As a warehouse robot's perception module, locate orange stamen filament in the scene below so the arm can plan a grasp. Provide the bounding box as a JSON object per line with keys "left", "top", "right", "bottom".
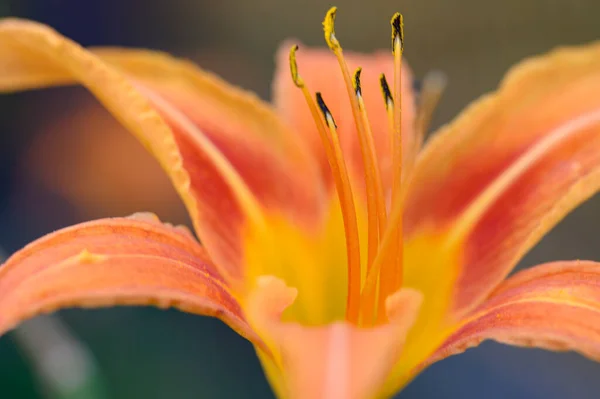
{"left": 370, "top": 13, "right": 405, "bottom": 320}
{"left": 289, "top": 45, "right": 361, "bottom": 322}
{"left": 354, "top": 68, "right": 388, "bottom": 240}
{"left": 324, "top": 7, "right": 387, "bottom": 270}
{"left": 391, "top": 12, "right": 405, "bottom": 201}
{"left": 361, "top": 181, "right": 410, "bottom": 305}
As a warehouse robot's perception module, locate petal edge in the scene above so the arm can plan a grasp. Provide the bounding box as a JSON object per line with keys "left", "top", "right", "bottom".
{"left": 427, "top": 261, "right": 600, "bottom": 367}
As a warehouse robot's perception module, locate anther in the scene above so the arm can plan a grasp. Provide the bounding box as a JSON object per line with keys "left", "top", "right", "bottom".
{"left": 380, "top": 72, "right": 396, "bottom": 192}
{"left": 379, "top": 73, "right": 394, "bottom": 110}
{"left": 391, "top": 12, "right": 404, "bottom": 54}
{"left": 323, "top": 7, "right": 340, "bottom": 50}
{"left": 353, "top": 67, "right": 363, "bottom": 97}
{"left": 316, "top": 92, "right": 337, "bottom": 128}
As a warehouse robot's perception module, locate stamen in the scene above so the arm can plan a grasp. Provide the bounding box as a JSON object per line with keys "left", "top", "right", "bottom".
{"left": 353, "top": 68, "right": 388, "bottom": 242}
{"left": 289, "top": 45, "right": 362, "bottom": 322}
{"left": 379, "top": 73, "right": 394, "bottom": 110}
{"left": 323, "top": 7, "right": 387, "bottom": 268}
{"left": 364, "top": 13, "right": 406, "bottom": 323}
{"left": 361, "top": 181, "right": 410, "bottom": 306}
{"left": 380, "top": 73, "right": 396, "bottom": 172}
{"left": 365, "top": 74, "right": 445, "bottom": 324}
{"left": 390, "top": 11, "right": 404, "bottom": 198}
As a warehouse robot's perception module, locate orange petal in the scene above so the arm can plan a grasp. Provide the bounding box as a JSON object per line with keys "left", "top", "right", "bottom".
{"left": 273, "top": 42, "right": 416, "bottom": 195}
{"left": 427, "top": 260, "right": 600, "bottom": 368}
{"left": 0, "top": 213, "right": 263, "bottom": 350}
{"left": 404, "top": 41, "right": 600, "bottom": 317}
{"left": 0, "top": 19, "right": 325, "bottom": 284}
{"left": 247, "top": 276, "right": 423, "bottom": 399}
{"left": 93, "top": 47, "right": 325, "bottom": 222}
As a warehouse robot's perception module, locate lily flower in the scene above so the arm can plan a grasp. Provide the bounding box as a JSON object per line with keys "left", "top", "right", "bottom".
{"left": 2, "top": 6, "right": 600, "bottom": 398}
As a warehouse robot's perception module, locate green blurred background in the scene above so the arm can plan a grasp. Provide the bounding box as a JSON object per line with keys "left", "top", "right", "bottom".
{"left": 1, "top": 0, "right": 600, "bottom": 398}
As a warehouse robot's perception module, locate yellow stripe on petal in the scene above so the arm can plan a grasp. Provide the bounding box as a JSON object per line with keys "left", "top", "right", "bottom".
{"left": 427, "top": 261, "right": 600, "bottom": 366}
{"left": 377, "top": 231, "right": 463, "bottom": 395}
{"left": 404, "top": 41, "right": 600, "bottom": 320}
{"left": 370, "top": 42, "right": 600, "bottom": 394}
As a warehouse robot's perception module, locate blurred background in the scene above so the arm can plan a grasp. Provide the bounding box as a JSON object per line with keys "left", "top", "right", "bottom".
{"left": 1, "top": 0, "right": 600, "bottom": 398}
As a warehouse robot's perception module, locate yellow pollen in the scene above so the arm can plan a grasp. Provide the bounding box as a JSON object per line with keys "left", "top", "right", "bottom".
{"left": 391, "top": 12, "right": 404, "bottom": 55}
{"left": 323, "top": 7, "right": 340, "bottom": 51}
{"left": 289, "top": 45, "right": 362, "bottom": 323}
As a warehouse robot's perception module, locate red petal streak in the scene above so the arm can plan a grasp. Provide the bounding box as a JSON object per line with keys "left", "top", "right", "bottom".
{"left": 0, "top": 215, "right": 263, "bottom": 349}
{"left": 404, "top": 42, "right": 600, "bottom": 316}
{"left": 95, "top": 47, "right": 327, "bottom": 231}
{"left": 138, "top": 89, "right": 325, "bottom": 282}
{"left": 428, "top": 261, "right": 600, "bottom": 367}
{"left": 273, "top": 42, "right": 416, "bottom": 196}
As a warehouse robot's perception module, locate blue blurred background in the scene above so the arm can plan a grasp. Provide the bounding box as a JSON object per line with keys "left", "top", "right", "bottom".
{"left": 1, "top": 0, "right": 600, "bottom": 398}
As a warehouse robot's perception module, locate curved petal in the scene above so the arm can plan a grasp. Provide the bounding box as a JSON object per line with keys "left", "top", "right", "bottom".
{"left": 0, "top": 19, "right": 325, "bottom": 284}
{"left": 0, "top": 214, "right": 263, "bottom": 350}
{"left": 427, "top": 261, "right": 600, "bottom": 367}
{"left": 404, "top": 41, "right": 600, "bottom": 318}
{"left": 247, "top": 276, "right": 423, "bottom": 399}
{"left": 273, "top": 42, "right": 416, "bottom": 195}
{"left": 93, "top": 47, "right": 325, "bottom": 226}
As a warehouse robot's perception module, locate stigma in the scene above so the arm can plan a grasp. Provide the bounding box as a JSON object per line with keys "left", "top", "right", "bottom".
{"left": 290, "top": 7, "right": 408, "bottom": 326}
